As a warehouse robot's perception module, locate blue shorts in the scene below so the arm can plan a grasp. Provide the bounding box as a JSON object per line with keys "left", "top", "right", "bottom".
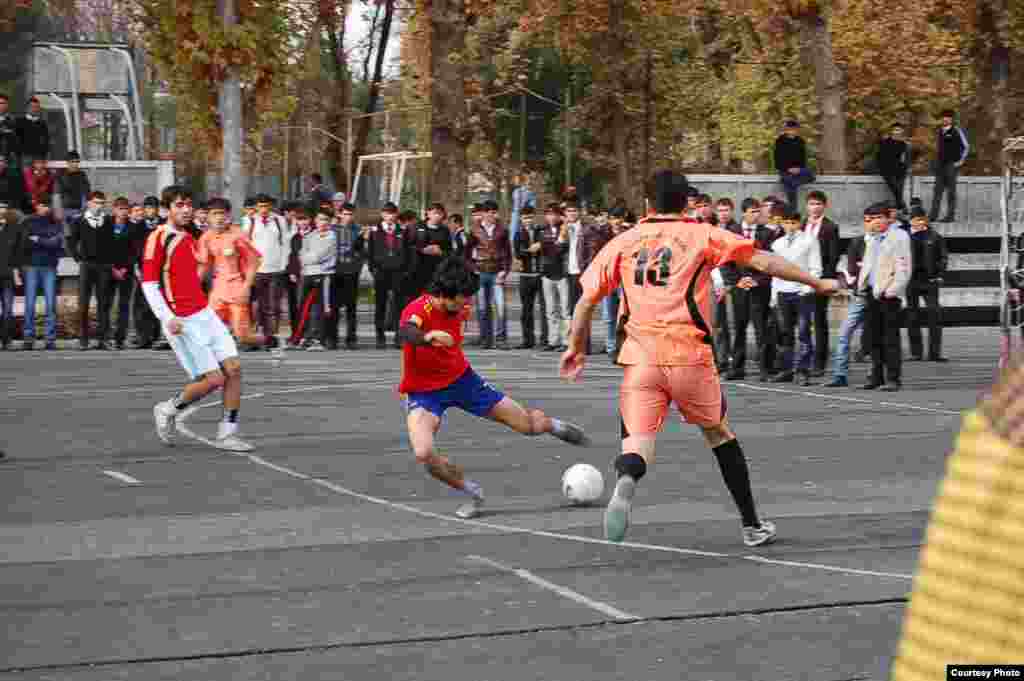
{"left": 405, "top": 368, "right": 505, "bottom": 419}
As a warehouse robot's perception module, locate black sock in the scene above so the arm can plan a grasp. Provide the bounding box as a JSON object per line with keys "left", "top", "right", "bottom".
{"left": 172, "top": 393, "right": 196, "bottom": 410}
{"left": 224, "top": 409, "right": 239, "bottom": 424}
{"left": 713, "top": 439, "right": 758, "bottom": 527}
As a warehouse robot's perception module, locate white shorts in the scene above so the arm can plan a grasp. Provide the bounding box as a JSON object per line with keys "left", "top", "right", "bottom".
{"left": 166, "top": 307, "right": 239, "bottom": 380}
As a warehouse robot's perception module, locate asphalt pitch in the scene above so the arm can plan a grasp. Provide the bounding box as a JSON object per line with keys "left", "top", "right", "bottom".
{"left": 0, "top": 328, "right": 999, "bottom": 681}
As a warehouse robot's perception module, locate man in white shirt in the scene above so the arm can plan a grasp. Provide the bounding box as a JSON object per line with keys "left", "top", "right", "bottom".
{"left": 770, "top": 206, "right": 822, "bottom": 386}
{"left": 246, "top": 193, "right": 293, "bottom": 348}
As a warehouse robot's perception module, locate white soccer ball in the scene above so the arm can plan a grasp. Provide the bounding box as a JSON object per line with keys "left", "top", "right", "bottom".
{"left": 561, "top": 463, "right": 605, "bottom": 505}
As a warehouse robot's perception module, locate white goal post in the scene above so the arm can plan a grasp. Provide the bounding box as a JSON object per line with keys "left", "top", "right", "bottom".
{"left": 350, "top": 150, "right": 433, "bottom": 210}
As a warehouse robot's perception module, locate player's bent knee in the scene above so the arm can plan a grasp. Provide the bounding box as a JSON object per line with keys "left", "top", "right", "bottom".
{"left": 701, "top": 422, "right": 734, "bottom": 448}
{"left": 526, "top": 409, "right": 547, "bottom": 436}
{"left": 221, "top": 360, "right": 241, "bottom": 379}
{"left": 205, "top": 371, "right": 227, "bottom": 389}
{"left": 614, "top": 453, "right": 647, "bottom": 481}
{"left": 414, "top": 449, "right": 434, "bottom": 465}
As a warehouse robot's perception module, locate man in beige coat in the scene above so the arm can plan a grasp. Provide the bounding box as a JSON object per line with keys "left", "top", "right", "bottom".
{"left": 857, "top": 202, "right": 912, "bottom": 391}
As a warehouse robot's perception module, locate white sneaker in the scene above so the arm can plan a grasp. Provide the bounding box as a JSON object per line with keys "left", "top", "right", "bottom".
{"left": 154, "top": 400, "right": 176, "bottom": 446}
{"left": 742, "top": 520, "right": 778, "bottom": 547}
{"left": 604, "top": 476, "right": 635, "bottom": 542}
{"left": 455, "top": 481, "right": 484, "bottom": 519}
{"left": 214, "top": 422, "right": 254, "bottom": 452}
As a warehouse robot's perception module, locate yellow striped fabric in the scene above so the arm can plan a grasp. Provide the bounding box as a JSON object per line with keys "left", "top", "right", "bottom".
{"left": 892, "top": 363, "right": 1024, "bottom": 679}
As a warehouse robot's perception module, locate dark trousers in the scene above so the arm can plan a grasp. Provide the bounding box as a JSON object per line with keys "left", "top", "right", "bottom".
{"left": 285, "top": 275, "right": 299, "bottom": 330}
{"left": 0, "top": 278, "right": 13, "bottom": 346}
{"left": 567, "top": 273, "right": 591, "bottom": 354}
{"left": 713, "top": 294, "right": 732, "bottom": 370}
{"left": 330, "top": 272, "right": 360, "bottom": 345}
{"left": 519, "top": 274, "right": 548, "bottom": 347}
{"left": 865, "top": 293, "right": 903, "bottom": 383}
{"left": 103, "top": 273, "right": 134, "bottom": 344}
{"left": 930, "top": 163, "right": 959, "bottom": 220}
{"left": 780, "top": 167, "right": 816, "bottom": 208}
{"left": 812, "top": 294, "right": 831, "bottom": 372}
{"left": 776, "top": 291, "right": 815, "bottom": 373}
{"left": 294, "top": 274, "right": 331, "bottom": 344}
{"left": 882, "top": 173, "right": 907, "bottom": 210}
{"left": 373, "top": 270, "right": 405, "bottom": 339}
{"left": 132, "top": 275, "right": 159, "bottom": 346}
{"left": 78, "top": 263, "right": 112, "bottom": 343}
{"left": 731, "top": 285, "right": 771, "bottom": 374}
{"left": 906, "top": 282, "right": 942, "bottom": 359}
{"left": 252, "top": 272, "right": 285, "bottom": 337}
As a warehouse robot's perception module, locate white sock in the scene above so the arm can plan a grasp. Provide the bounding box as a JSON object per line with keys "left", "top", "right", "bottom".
{"left": 217, "top": 420, "right": 238, "bottom": 438}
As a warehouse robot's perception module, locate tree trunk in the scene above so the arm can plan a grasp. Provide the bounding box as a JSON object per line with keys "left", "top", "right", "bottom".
{"left": 973, "top": 0, "right": 1011, "bottom": 174}
{"left": 797, "top": 14, "right": 848, "bottom": 172}
{"left": 219, "top": 0, "right": 245, "bottom": 218}
{"left": 429, "top": 0, "right": 467, "bottom": 215}
{"left": 325, "top": 2, "right": 351, "bottom": 191}
{"left": 349, "top": 0, "right": 395, "bottom": 182}
{"left": 609, "top": 0, "right": 631, "bottom": 204}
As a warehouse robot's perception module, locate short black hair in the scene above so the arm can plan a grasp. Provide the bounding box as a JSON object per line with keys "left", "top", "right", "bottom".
{"left": 696, "top": 193, "right": 712, "bottom": 205}
{"left": 648, "top": 170, "right": 689, "bottom": 214}
{"left": 381, "top": 202, "right": 399, "bottom": 213}
{"left": 471, "top": 203, "right": 484, "bottom": 213}
{"left": 779, "top": 207, "right": 801, "bottom": 222}
{"left": 0, "top": 93, "right": 7, "bottom": 102}
{"left": 716, "top": 197, "right": 734, "bottom": 208}
{"left": 66, "top": 150, "right": 80, "bottom": 161}
{"left": 340, "top": 202, "right": 355, "bottom": 212}
{"left": 143, "top": 196, "right": 159, "bottom": 208}
{"left": 429, "top": 257, "right": 480, "bottom": 299}
{"left": 740, "top": 198, "right": 761, "bottom": 213}
{"left": 449, "top": 214, "right": 463, "bottom": 225}
{"left": 520, "top": 205, "right": 535, "bottom": 216}
{"left": 255, "top": 193, "right": 274, "bottom": 205}
{"left": 311, "top": 173, "right": 323, "bottom": 184}
{"left": 940, "top": 109, "right": 955, "bottom": 118}
{"left": 910, "top": 207, "right": 928, "bottom": 220}
{"left": 87, "top": 190, "right": 106, "bottom": 201}
{"left": 244, "top": 196, "right": 258, "bottom": 208}
{"left": 428, "top": 202, "right": 446, "bottom": 215}
{"left": 545, "top": 202, "right": 562, "bottom": 215}
{"left": 769, "top": 201, "right": 789, "bottom": 218}
{"left": 398, "top": 210, "right": 418, "bottom": 222}
{"left": 806, "top": 190, "right": 828, "bottom": 204}
{"left": 609, "top": 206, "right": 627, "bottom": 219}
{"left": 483, "top": 199, "right": 499, "bottom": 212}
{"left": 207, "top": 197, "right": 231, "bottom": 212}
{"left": 864, "top": 202, "right": 888, "bottom": 216}
{"left": 160, "top": 185, "right": 193, "bottom": 209}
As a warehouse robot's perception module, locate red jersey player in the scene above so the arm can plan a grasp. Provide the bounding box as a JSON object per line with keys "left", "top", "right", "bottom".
{"left": 560, "top": 171, "right": 841, "bottom": 546}
{"left": 143, "top": 186, "right": 254, "bottom": 452}
{"left": 398, "top": 257, "right": 589, "bottom": 519}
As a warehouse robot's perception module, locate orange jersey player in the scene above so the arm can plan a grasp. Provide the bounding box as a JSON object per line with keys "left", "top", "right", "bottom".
{"left": 196, "top": 197, "right": 266, "bottom": 349}
{"left": 559, "top": 170, "right": 841, "bottom": 546}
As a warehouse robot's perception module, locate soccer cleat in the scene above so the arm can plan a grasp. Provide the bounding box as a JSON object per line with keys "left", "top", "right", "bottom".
{"left": 153, "top": 400, "right": 177, "bottom": 446}
{"left": 742, "top": 520, "right": 778, "bottom": 547}
{"left": 455, "top": 481, "right": 484, "bottom": 519}
{"left": 604, "top": 476, "right": 636, "bottom": 542}
{"left": 551, "top": 420, "right": 590, "bottom": 447}
{"left": 214, "top": 422, "right": 255, "bottom": 452}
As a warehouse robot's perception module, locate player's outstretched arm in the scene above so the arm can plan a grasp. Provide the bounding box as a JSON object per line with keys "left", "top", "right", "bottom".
{"left": 561, "top": 297, "right": 598, "bottom": 381}
{"left": 745, "top": 250, "right": 841, "bottom": 296}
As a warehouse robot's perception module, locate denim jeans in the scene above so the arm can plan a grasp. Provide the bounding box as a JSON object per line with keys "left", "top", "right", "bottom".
{"left": 0, "top": 279, "right": 14, "bottom": 345}
{"left": 780, "top": 167, "right": 816, "bottom": 207}
{"left": 602, "top": 288, "right": 620, "bottom": 354}
{"left": 776, "top": 291, "right": 815, "bottom": 372}
{"left": 24, "top": 265, "right": 58, "bottom": 341}
{"left": 831, "top": 295, "right": 867, "bottom": 379}
{"left": 542, "top": 276, "right": 570, "bottom": 346}
{"left": 476, "top": 272, "right": 507, "bottom": 343}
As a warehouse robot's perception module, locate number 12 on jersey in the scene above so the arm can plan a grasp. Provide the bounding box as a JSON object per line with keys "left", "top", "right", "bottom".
{"left": 634, "top": 246, "right": 673, "bottom": 287}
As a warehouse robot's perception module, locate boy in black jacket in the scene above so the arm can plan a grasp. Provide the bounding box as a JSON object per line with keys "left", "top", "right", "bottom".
{"left": 513, "top": 206, "right": 548, "bottom": 349}
{"left": 774, "top": 120, "right": 815, "bottom": 208}
{"left": 57, "top": 151, "right": 91, "bottom": 223}
{"left": 409, "top": 203, "right": 453, "bottom": 299}
{"left": 105, "top": 197, "right": 140, "bottom": 349}
{"left": 367, "top": 202, "right": 412, "bottom": 349}
{"left": 0, "top": 204, "right": 24, "bottom": 349}
{"left": 66, "top": 190, "right": 114, "bottom": 350}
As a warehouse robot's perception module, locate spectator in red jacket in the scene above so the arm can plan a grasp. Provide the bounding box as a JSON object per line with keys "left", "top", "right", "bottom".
{"left": 23, "top": 158, "right": 54, "bottom": 209}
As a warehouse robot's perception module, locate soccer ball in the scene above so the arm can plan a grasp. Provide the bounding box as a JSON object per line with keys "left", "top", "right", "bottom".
{"left": 562, "top": 463, "right": 605, "bottom": 505}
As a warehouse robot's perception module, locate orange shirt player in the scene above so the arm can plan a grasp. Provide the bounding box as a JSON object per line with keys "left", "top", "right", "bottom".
{"left": 398, "top": 257, "right": 590, "bottom": 519}
{"left": 196, "top": 197, "right": 266, "bottom": 349}
{"left": 559, "top": 170, "right": 842, "bottom": 546}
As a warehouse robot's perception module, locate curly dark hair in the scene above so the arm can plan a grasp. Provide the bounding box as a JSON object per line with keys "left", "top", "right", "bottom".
{"left": 428, "top": 257, "right": 480, "bottom": 299}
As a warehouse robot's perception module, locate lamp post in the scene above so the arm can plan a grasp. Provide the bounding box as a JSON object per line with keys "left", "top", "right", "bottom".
{"left": 518, "top": 73, "right": 528, "bottom": 167}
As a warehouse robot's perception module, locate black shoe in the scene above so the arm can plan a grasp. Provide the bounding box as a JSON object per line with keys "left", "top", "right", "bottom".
{"left": 516, "top": 342, "right": 535, "bottom": 350}
{"left": 908, "top": 355, "right": 923, "bottom": 362}
{"left": 542, "top": 344, "right": 559, "bottom": 352}
{"left": 496, "top": 341, "right": 510, "bottom": 350}
{"left": 824, "top": 377, "right": 848, "bottom": 388}
{"left": 115, "top": 342, "right": 125, "bottom": 351}
{"left": 375, "top": 340, "right": 386, "bottom": 350}
{"left": 557, "top": 344, "right": 568, "bottom": 352}
{"left": 134, "top": 340, "right": 153, "bottom": 349}
{"left": 853, "top": 351, "right": 867, "bottom": 363}
{"left": 811, "top": 368, "right": 826, "bottom": 378}
{"left": 861, "top": 381, "right": 883, "bottom": 390}
{"left": 937, "top": 216, "right": 955, "bottom": 223}
{"left": 798, "top": 372, "right": 813, "bottom": 387}
{"left": 78, "top": 341, "right": 89, "bottom": 351}
{"left": 758, "top": 373, "right": 772, "bottom": 383}
{"left": 928, "top": 356, "right": 949, "bottom": 363}
{"left": 95, "top": 342, "right": 110, "bottom": 351}
{"left": 346, "top": 341, "right": 358, "bottom": 350}
{"left": 771, "top": 371, "right": 794, "bottom": 383}
{"left": 881, "top": 381, "right": 902, "bottom": 392}
{"left": 45, "top": 341, "right": 57, "bottom": 351}
{"left": 724, "top": 370, "right": 746, "bottom": 381}
{"left": 22, "top": 340, "right": 34, "bottom": 351}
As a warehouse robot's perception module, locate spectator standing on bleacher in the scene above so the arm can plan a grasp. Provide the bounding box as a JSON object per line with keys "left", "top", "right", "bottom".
{"left": 906, "top": 208, "right": 948, "bottom": 362}
{"left": 56, "top": 151, "right": 90, "bottom": 225}
{"left": 0, "top": 205, "right": 24, "bottom": 350}
{"left": 929, "top": 109, "right": 970, "bottom": 223}
{"left": 23, "top": 158, "right": 54, "bottom": 209}
{"left": 21, "top": 196, "right": 62, "bottom": 351}
{"left": 16, "top": 97, "right": 49, "bottom": 163}
{"left": 105, "top": 197, "right": 139, "bottom": 350}
{"left": 0, "top": 157, "right": 28, "bottom": 214}
{"left": 331, "top": 202, "right": 364, "bottom": 349}
{"left": 0, "top": 95, "right": 18, "bottom": 164}
{"left": 307, "top": 174, "right": 332, "bottom": 215}
{"left": 774, "top": 120, "right": 815, "bottom": 208}
{"left": 877, "top": 124, "right": 909, "bottom": 211}
{"left": 67, "top": 191, "right": 115, "bottom": 350}
{"left": 131, "top": 201, "right": 161, "bottom": 348}
{"left": 513, "top": 206, "right": 548, "bottom": 350}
